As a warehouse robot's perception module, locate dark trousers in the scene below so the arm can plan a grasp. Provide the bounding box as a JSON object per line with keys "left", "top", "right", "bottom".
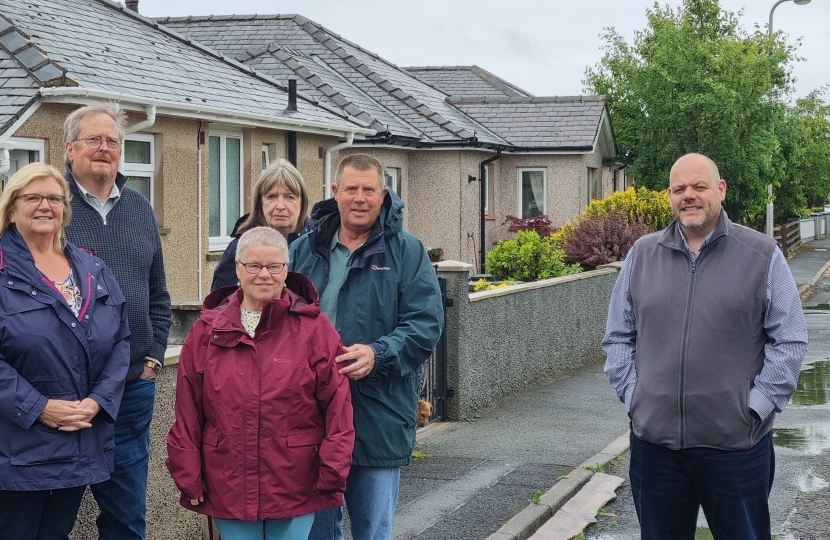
{"left": 0, "top": 486, "right": 86, "bottom": 540}
{"left": 630, "top": 431, "right": 774, "bottom": 540}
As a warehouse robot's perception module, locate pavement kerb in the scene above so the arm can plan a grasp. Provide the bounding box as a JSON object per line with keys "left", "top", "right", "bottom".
{"left": 484, "top": 431, "right": 630, "bottom": 540}
{"left": 798, "top": 257, "right": 830, "bottom": 300}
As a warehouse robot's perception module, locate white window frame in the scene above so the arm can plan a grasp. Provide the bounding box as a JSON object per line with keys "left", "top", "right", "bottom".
{"left": 517, "top": 168, "right": 547, "bottom": 218}
{"left": 208, "top": 129, "right": 244, "bottom": 251}
{"left": 120, "top": 133, "right": 155, "bottom": 205}
{"left": 384, "top": 167, "right": 399, "bottom": 195}
{"left": 4, "top": 137, "right": 45, "bottom": 185}
{"left": 262, "top": 143, "right": 270, "bottom": 170}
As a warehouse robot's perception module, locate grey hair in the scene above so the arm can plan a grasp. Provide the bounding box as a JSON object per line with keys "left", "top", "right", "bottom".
{"left": 64, "top": 103, "right": 127, "bottom": 157}
{"left": 335, "top": 153, "right": 384, "bottom": 188}
{"left": 241, "top": 158, "right": 309, "bottom": 232}
{"left": 236, "top": 226, "right": 289, "bottom": 263}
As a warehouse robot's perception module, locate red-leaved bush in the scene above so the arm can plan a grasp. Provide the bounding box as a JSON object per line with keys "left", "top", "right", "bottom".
{"left": 502, "top": 214, "right": 556, "bottom": 237}
{"left": 562, "top": 210, "right": 653, "bottom": 269}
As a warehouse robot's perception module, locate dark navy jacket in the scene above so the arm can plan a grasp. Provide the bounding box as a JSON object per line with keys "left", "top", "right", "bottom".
{"left": 0, "top": 227, "right": 130, "bottom": 490}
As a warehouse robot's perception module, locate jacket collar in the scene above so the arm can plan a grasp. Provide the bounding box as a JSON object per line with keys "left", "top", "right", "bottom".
{"left": 658, "top": 208, "right": 732, "bottom": 252}
{"left": 203, "top": 272, "right": 322, "bottom": 332}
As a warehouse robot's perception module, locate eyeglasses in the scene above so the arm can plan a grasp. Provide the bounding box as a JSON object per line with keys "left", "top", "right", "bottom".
{"left": 238, "top": 262, "right": 288, "bottom": 275}
{"left": 76, "top": 136, "right": 121, "bottom": 150}
{"left": 17, "top": 194, "right": 66, "bottom": 207}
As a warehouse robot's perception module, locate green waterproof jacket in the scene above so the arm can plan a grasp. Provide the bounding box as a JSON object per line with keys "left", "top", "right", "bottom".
{"left": 289, "top": 190, "right": 443, "bottom": 467}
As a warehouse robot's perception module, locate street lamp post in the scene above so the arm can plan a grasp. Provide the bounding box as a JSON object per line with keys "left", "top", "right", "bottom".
{"left": 766, "top": 0, "right": 811, "bottom": 238}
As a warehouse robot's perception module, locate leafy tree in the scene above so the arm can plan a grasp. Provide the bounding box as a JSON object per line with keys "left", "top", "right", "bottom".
{"left": 584, "top": 0, "right": 798, "bottom": 227}
{"left": 776, "top": 92, "right": 830, "bottom": 219}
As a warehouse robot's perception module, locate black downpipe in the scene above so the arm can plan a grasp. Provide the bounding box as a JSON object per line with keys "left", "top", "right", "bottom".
{"left": 287, "top": 79, "right": 298, "bottom": 166}
{"left": 479, "top": 150, "right": 501, "bottom": 273}
{"left": 287, "top": 133, "right": 297, "bottom": 166}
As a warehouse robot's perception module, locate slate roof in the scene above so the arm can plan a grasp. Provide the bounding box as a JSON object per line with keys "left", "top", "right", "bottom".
{"left": 0, "top": 37, "right": 39, "bottom": 135}
{"left": 448, "top": 95, "right": 607, "bottom": 149}
{"left": 404, "top": 65, "right": 533, "bottom": 99}
{"left": 0, "top": 0, "right": 368, "bottom": 138}
{"left": 156, "top": 15, "right": 507, "bottom": 146}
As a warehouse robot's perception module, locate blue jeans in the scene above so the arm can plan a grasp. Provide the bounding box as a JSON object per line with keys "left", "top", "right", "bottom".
{"left": 91, "top": 378, "right": 156, "bottom": 540}
{"left": 630, "top": 430, "right": 774, "bottom": 540}
{"left": 308, "top": 466, "right": 400, "bottom": 540}
{"left": 214, "top": 513, "right": 314, "bottom": 540}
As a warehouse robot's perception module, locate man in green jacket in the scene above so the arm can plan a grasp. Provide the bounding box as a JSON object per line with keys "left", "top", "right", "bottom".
{"left": 290, "top": 153, "right": 443, "bottom": 540}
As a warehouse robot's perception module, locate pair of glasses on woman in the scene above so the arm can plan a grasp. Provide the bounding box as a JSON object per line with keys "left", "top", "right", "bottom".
{"left": 17, "top": 194, "right": 66, "bottom": 207}
{"left": 238, "top": 262, "right": 288, "bottom": 275}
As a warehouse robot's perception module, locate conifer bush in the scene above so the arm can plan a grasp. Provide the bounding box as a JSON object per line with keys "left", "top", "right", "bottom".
{"left": 554, "top": 187, "right": 672, "bottom": 268}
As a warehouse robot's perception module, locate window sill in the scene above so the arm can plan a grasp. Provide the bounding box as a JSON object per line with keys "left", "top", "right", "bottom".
{"left": 485, "top": 215, "right": 497, "bottom": 221}
{"left": 159, "top": 227, "right": 171, "bottom": 235}
{"left": 206, "top": 252, "right": 224, "bottom": 262}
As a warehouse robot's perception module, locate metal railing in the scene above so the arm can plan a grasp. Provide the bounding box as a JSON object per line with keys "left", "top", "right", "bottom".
{"left": 421, "top": 276, "right": 452, "bottom": 424}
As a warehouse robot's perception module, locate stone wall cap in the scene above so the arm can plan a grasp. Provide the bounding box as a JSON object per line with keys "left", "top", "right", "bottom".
{"left": 435, "top": 260, "right": 475, "bottom": 272}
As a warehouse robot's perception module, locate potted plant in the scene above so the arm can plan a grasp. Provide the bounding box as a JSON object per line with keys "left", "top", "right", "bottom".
{"left": 427, "top": 247, "right": 444, "bottom": 263}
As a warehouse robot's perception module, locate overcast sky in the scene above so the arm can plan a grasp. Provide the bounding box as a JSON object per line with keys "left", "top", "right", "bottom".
{"left": 137, "top": 0, "right": 829, "bottom": 102}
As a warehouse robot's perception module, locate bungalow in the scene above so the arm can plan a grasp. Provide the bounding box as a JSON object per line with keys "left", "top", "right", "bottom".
{"left": 156, "top": 15, "right": 621, "bottom": 269}
{"left": 0, "top": 0, "right": 373, "bottom": 302}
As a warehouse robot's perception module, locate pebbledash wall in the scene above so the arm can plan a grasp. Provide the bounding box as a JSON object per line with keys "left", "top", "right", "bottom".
{"left": 70, "top": 261, "right": 621, "bottom": 539}
{"left": 436, "top": 261, "right": 620, "bottom": 420}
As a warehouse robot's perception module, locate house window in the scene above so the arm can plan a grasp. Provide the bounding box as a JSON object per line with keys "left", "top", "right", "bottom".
{"left": 208, "top": 130, "right": 243, "bottom": 250}
{"left": 587, "top": 167, "right": 600, "bottom": 204}
{"left": 483, "top": 163, "right": 494, "bottom": 216}
{"left": 262, "top": 144, "right": 270, "bottom": 170}
{"left": 3, "top": 137, "right": 45, "bottom": 186}
{"left": 385, "top": 168, "right": 400, "bottom": 196}
{"left": 517, "top": 168, "right": 546, "bottom": 218}
{"left": 122, "top": 133, "right": 154, "bottom": 203}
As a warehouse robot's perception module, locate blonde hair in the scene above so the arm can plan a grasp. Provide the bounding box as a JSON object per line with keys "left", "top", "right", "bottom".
{"left": 0, "top": 163, "right": 72, "bottom": 252}
{"left": 241, "top": 159, "right": 308, "bottom": 234}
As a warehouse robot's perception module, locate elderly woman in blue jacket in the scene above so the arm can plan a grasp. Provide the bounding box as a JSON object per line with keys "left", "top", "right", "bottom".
{"left": 0, "top": 163, "right": 130, "bottom": 540}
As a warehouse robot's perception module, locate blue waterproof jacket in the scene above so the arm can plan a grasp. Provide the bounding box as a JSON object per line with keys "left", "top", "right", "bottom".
{"left": 0, "top": 227, "right": 130, "bottom": 490}
{"left": 289, "top": 191, "right": 443, "bottom": 467}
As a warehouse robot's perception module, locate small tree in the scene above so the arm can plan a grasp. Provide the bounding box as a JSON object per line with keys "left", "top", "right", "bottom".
{"left": 502, "top": 214, "right": 556, "bottom": 237}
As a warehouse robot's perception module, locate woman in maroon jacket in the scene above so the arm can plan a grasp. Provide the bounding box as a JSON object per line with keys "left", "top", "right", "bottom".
{"left": 167, "top": 227, "right": 353, "bottom": 540}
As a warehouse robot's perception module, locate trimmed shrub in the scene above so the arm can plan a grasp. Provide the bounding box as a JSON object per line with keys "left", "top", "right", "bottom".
{"left": 485, "top": 230, "right": 582, "bottom": 282}
{"left": 553, "top": 187, "right": 671, "bottom": 268}
{"left": 562, "top": 210, "right": 654, "bottom": 269}
{"left": 553, "top": 187, "right": 672, "bottom": 244}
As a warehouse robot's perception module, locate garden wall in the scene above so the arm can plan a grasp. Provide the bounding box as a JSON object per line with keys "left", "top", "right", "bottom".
{"left": 436, "top": 261, "right": 620, "bottom": 420}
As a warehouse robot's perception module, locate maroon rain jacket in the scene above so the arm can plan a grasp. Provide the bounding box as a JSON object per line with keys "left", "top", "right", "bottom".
{"left": 166, "top": 273, "right": 354, "bottom": 521}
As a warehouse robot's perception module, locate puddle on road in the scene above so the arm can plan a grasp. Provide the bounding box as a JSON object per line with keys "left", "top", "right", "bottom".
{"left": 797, "top": 472, "right": 829, "bottom": 492}
{"left": 790, "top": 360, "right": 830, "bottom": 406}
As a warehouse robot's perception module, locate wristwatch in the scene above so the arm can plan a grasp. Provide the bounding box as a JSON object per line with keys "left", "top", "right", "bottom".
{"left": 143, "top": 360, "right": 160, "bottom": 375}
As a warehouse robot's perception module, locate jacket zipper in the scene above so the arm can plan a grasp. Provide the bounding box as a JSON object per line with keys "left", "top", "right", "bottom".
{"left": 678, "top": 257, "right": 697, "bottom": 448}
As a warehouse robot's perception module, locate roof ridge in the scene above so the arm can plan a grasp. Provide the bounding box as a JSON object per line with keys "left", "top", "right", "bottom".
{"left": 469, "top": 65, "right": 533, "bottom": 98}
{"left": 154, "top": 14, "right": 297, "bottom": 23}
{"left": 447, "top": 95, "right": 606, "bottom": 104}
{"left": 252, "top": 45, "right": 382, "bottom": 131}
{"left": 86, "top": 1, "right": 365, "bottom": 127}
{"left": 294, "top": 19, "right": 479, "bottom": 140}
{"left": 0, "top": 12, "right": 71, "bottom": 86}
{"left": 404, "top": 65, "right": 474, "bottom": 71}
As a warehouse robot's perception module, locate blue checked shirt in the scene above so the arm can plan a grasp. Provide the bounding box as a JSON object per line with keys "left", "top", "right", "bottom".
{"left": 603, "top": 226, "right": 808, "bottom": 421}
